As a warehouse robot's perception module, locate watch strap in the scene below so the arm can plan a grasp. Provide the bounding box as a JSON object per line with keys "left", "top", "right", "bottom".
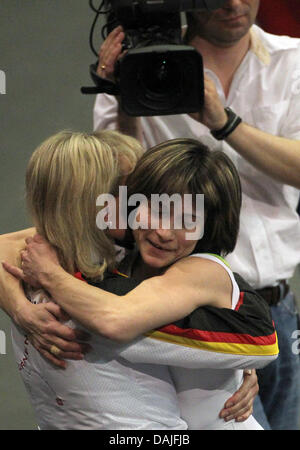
{"left": 211, "top": 107, "right": 242, "bottom": 140}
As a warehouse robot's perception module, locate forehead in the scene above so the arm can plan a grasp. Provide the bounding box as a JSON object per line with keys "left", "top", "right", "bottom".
{"left": 147, "top": 194, "right": 204, "bottom": 217}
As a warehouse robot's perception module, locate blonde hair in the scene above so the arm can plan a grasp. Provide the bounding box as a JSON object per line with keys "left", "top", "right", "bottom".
{"left": 26, "top": 130, "right": 143, "bottom": 280}
{"left": 93, "top": 130, "right": 144, "bottom": 181}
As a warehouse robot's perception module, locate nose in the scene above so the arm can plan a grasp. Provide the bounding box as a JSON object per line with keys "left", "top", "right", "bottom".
{"left": 222, "top": 0, "right": 243, "bottom": 9}
{"left": 154, "top": 227, "right": 175, "bottom": 242}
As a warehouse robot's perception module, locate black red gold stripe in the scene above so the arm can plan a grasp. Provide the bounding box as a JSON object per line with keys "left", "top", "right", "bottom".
{"left": 145, "top": 327, "right": 278, "bottom": 356}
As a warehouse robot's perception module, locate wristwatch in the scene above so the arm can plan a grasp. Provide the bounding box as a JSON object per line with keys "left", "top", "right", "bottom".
{"left": 211, "top": 107, "right": 242, "bottom": 141}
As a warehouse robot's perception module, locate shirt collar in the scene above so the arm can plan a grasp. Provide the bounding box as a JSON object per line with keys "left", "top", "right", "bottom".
{"left": 250, "top": 26, "right": 271, "bottom": 65}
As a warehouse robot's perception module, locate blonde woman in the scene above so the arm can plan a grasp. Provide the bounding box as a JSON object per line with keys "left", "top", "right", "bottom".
{"left": 0, "top": 129, "right": 143, "bottom": 366}
{"left": 4, "top": 137, "right": 278, "bottom": 429}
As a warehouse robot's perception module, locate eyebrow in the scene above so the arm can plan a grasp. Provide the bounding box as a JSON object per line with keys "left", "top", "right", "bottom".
{"left": 153, "top": 204, "right": 200, "bottom": 219}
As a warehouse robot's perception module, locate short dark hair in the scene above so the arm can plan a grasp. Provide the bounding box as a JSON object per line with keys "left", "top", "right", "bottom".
{"left": 127, "top": 138, "right": 241, "bottom": 256}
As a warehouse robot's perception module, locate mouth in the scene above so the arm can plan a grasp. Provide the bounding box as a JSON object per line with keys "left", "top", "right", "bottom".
{"left": 147, "top": 239, "right": 173, "bottom": 252}
{"left": 222, "top": 14, "right": 246, "bottom": 22}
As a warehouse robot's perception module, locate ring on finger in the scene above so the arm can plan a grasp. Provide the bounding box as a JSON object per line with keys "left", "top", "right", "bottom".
{"left": 101, "top": 64, "right": 106, "bottom": 70}
{"left": 50, "top": 345, "right": 61, "bottom": 357}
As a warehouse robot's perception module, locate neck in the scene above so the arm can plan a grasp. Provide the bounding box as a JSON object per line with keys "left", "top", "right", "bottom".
{"left": 190, "top": 33, "right": 251, "bottom": 96}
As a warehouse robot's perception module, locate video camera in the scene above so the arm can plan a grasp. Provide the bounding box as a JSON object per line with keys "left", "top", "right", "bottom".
{"left": 82, "top": 0, "right": 226, "bottom": 116}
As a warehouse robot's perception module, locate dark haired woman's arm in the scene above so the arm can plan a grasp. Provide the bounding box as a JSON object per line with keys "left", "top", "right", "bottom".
{"left": 5, "top": 235, "right": 234, "bottom": 341}
{"left": 4, "top": 235, "right": 275, "bottom": 348}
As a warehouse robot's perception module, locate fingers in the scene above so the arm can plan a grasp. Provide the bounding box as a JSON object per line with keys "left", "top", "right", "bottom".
{"left": 201, "top": 74, "right": 228, "bottom": 130}
{"left": 235, "top": 404, "right": 254, "bottom": 422}
{"left": 19, "top": 251, "right": 39, "bottom": 285}
{"left": 48, "top": 342, "right": 91, "bottom": 361}
{"left": 25, "top": 302, "right": 91, "bottom": 346}
{"left": 49, "top": 344, "right": 62, "bottom": 356}
{"left": 36, "top": 347, "right": 67, "bottom": 369}
{"left": 2, "top": 261, "right": 25, "bottom": 281}
{"left": 28, "top": 335, "right": 67, "bottom": 368}
{"left": 2, "top": 260, "right": 39, "bottom": 288}
{"left": 47, "top": 332, "right": 92, "bottom": 354}
{"left": 26, "top": 302, "right": 92, "bottom": 355}
{"left": 25, "top": 234, "right": 51, "bottom": 249}
{"left": 32, "top": 234, "right": 46, "bottom": 243}
{"left": 20, "top": 249, "right": 29, "bottom": 263}
{"left": 220, "top": 396, "right": 253, "bottom": 422}
{"left": 225, "top": 378, "right": 258, "bottom": 411}
{"left": 219, "top": 369, "right": 258, "bottom": 422}
{"left": 98, "top": 25, "right": 125, "bottom": 80}
{"left": 41, "top": 323, "right": 92, "bottom": 353}
{"left": 22, "top": 237, "right": 60, "bottom": 271}
{"left": 100, "top": 25, "right": 124, "bottom": 59}
{"left": 44, "top": 302, "right": 71, "bottom": 322}
{"left": 31, "top": 339, "right": 78, "bottom": 369}
{"left": 28, "top": 333, "right": 91, "bottom": 366}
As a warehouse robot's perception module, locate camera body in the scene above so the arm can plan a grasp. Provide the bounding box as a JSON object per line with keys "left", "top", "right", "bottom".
{"left": 119, "top": 45, "right": 204, "bottom": 116}
{"left": 88, "top": 0, "right": 226, "bottom": 116}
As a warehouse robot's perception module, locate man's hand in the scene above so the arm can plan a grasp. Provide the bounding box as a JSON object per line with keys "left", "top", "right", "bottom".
{"left": 97, "top": 25, "right": 125, "bottom": 81}
{"left": 96, "top": 25, "right": 143, "bottom": 142}
{"left": 190, "top": 74, "right": 227, "bottom": 130}
{"left": 219, "top": 369, "right": 259, "bottom": 422}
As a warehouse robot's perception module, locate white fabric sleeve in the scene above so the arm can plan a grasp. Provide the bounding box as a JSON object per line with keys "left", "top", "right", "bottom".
{"left": 118, "top": 332, "right": 278, "bottom": 370}
{"left": 93, "top": 93, "right": 119, "bottom": 132}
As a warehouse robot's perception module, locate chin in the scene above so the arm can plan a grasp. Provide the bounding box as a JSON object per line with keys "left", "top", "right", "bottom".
{"left": 144, "top": 254, "right": 167, "bottom": 269}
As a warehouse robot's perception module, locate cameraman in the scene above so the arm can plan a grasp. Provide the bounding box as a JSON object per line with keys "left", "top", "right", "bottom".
{"left": 93, "top": 0, "right": 300, "bottom": 430}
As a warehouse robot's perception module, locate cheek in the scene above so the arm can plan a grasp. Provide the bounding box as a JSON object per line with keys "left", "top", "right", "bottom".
{"left": 133, "top": 229, "right": 147, "bottom": 248}
{"left": 251, "top": 0, "right": 260, "bottom": 18}
{"left": 178, "top": 234, "right": 198, "bottom": 255}
{"left": 242, "top": 0, "right": 260, "bottom": 18}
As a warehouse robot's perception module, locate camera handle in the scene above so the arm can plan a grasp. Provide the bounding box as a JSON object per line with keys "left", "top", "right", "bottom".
{"left": 81, "top": 62, "right": 121, "bottom": 95}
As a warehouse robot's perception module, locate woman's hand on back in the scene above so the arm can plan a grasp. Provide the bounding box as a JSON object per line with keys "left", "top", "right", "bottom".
{"left": 219, "top": 369, "right": 259, "bottom": 422}
{"left": 13, "top": 300, "right": 91, "bottom": 369}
